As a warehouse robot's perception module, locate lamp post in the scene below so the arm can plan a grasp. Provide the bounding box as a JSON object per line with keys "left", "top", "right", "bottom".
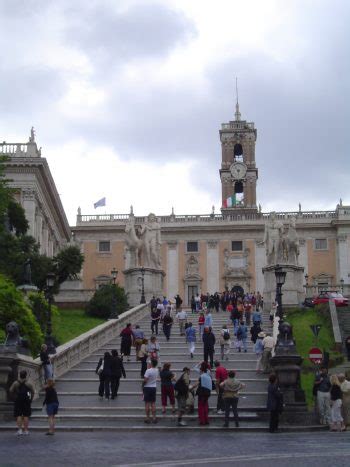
{"left": 45, "top": 272, "right": 56, "bottom": 354}
{"left": 340, "top": 278, "right": 344, "bottom": 294}
{"left": 275, "top": 265, "right": 287, "bottom": 321}
{"left": 140, "top": 267, "right": 146, "bottom": 304}
{"left": 304, "top": 273, "right": 309, "bottom": 297}
{"left": 110, "top": 268, "right": 118, "bottom": 319}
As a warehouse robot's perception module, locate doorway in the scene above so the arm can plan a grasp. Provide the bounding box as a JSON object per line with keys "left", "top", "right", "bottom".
{"left": 188, "top": 285, "right": 198, "bottom": 306}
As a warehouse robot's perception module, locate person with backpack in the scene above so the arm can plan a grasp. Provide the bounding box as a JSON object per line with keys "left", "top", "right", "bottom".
{"left": 162, "top": 311, "right": 173, "bottom": 341}
{"left": 174, "top": 367, "right": 190, "bottom": 426}
{"left": 236, "top": 321, "right": 248, "bottom": 352}
{"left": 202, "top": 327, "right": 216, "bottom": 367}
{"left": 110, "top": 349, "right": 126, "bottom": 399}
{"left": 185, "top": 322, "right": 196, "bottom": 359}
{"left": 9, "top": 370, "right": 34, "bottom": 436}
{"left": 42, "top": 378, "right": 59, "bottom": 435}
{"left": 254, "top": 332, "right": 265, "bottom": 373}
{"left": 220, "top": 325, "right": 231, "bottom": 361}
{"left": 193, "top": 361, "right": 213, "bottom": 425}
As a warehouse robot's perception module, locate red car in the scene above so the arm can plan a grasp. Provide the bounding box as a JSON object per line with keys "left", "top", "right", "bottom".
{"left": 312, "top": 291, "right": 349, "bottom": 307}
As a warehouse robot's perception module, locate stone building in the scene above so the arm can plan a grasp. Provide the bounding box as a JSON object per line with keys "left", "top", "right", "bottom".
{"left": 1, "top": 128, "right": 71, "bottom": 255}
{"left": 71, "top": 105, "right": 350, "bottom": 304}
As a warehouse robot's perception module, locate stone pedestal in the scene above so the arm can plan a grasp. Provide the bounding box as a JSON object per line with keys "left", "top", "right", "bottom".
{"left": 123, "top": 267, "right": 165, "bottom": 307}
{"left": 263, "top": 264, "right": 305, "bottom": 311}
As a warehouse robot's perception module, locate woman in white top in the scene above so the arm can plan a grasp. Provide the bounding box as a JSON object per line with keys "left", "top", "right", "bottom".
{"left": 220, "top": 325, "right": 231, "bottom": 361}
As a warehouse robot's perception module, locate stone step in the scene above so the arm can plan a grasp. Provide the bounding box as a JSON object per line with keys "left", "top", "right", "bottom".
{"left": 65, "top": 368, "right": 264, "bottom": 378}
{"left": 78, "top": 360, "right": 259, "bottom": 369}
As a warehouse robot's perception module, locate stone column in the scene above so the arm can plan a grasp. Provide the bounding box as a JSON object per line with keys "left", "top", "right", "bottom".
{"left": 337, "top": 234, "right": 349, "bottom": 283}
{"left": 21, "top": 188, "right": 36, "bottom": 237}
{"left": 255, "top": 240, "right": 265, "bottom": 294}
{"left": 206, "top": 240, "right": 219, "bottom": 293}
{"left": 298, "top": 238, "right": 308, "bottom": 275}
{"left": 167, "top": 241, "right": 178, "bottom": 299}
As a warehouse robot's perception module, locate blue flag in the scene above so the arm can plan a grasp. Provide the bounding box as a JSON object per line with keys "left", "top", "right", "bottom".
{"left": 94, "top": 197, "right": 106, "bottom": 209}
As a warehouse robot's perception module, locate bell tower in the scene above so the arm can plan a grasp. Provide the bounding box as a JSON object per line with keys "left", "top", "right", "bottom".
{"left": 219, "top": 88, "right": 258, "bottom": 214}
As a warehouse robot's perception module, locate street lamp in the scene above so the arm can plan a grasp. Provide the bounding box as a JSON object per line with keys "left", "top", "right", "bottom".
{"left": 275, "top": 265, "right": 287, "bottom": 320}
{"left": 45, "top": 272, "right": 56, "bottom": 354}
{"left": 140, "top": 267, "right": 146, "bottom": 304}
{"left": 110, "top": 268, "right": 118, "bottom": 319}
{"left": 340, "top": 278, "right": 344, "bottom": 294}
{"left": 304, "top": 273, "right": 309, "bottom": 297}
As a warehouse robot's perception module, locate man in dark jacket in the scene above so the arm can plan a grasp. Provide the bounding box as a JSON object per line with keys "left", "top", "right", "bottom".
{"left": 267, "top": 374, "right": 283, "bottom": 433}
{"left": 203, "top": 327, "right": 216, "bottom": 367}
{"left": 110, "top": 349, "right": 126, "bottom": 399}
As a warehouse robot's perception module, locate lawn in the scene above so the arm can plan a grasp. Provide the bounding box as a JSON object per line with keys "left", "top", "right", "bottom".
{"left": 53, "top": 308, "right": 105, "bottom": 345}
{"left": 287, "top": 306, "right": 344, "bottom": 408}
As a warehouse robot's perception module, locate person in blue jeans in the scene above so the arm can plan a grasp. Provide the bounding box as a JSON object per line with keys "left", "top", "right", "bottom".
{"left": 185, "top": 322, "right": 196, "bottom": 358}
{"left": 236, "top": 321, "right": 248, "bottom": 353}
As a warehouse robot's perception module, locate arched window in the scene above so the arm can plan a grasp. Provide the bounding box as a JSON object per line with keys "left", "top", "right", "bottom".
{"left": 234, "top": 181, "right": 243, "bottom": 194}
{"left": 234, "top": 181, "right": 244, "bottom": 204}
{"left": 233, "top": 143, "right": 243, "bottom": 161}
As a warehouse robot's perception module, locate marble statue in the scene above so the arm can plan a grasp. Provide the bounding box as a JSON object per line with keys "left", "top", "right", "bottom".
{"left": 283, "top": 216, "right": 299, "bottom": 265}
{"left": 77, "top": 206, "right": 81, "bottom": 216}
{"left": 125, "top": 216, "right": 143, "bottom": 268}
{"left": 29, "top": 126, "right": 35, "bottom": 143}
{"left": 140, "top": 213, "right": 161, "bottom": 269}
{"left": 262, "top": 212, "right": 284, "bottom": 265}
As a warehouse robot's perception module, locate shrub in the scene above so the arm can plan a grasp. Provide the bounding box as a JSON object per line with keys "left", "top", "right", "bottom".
{"left": 85, "top": 284, "right": 129, "bottom": 319}
{"left": 28, "top": 291, "right": 59, "bottom": 334}
{"left": 0, "top": 274, "right": 43, "bottom": 355}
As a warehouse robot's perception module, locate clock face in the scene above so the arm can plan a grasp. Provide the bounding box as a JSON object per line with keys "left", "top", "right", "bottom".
{"left": 230, "top": 162, "right": 247, "bottom": 179}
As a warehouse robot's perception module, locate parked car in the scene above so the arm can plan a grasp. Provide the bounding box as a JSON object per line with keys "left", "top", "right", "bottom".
{"left": 302, "top": 297, "right": 315, "bottom": 308}
{"left": 312, "top": 291, "right": 349, "bottom": 307}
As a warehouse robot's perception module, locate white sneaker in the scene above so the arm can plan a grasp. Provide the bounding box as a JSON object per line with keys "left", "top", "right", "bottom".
{"left": 217, "top": 410, "right": 224, "bottom": 415}
{"left": 23, "top": 430, "right": 29, "bottom": 435}
{"left": 16, "top": 429, "right": 23, "bottom": 436}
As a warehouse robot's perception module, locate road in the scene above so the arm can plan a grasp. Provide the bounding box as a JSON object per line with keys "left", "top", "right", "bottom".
{"left": 0, "top": 431, "right": 349, "bottom": 467}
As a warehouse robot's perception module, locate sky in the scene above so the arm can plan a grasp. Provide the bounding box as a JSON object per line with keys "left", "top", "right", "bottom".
{"left": 0, "top": 0, "right": 349, "bottom": 226}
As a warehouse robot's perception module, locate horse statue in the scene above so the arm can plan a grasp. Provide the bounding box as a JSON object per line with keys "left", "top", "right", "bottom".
{"left": 284, "top": 217, "right": 299, "bottom": 265}
{"left": 125, "top": 217, "right": 143, "bottom": 268}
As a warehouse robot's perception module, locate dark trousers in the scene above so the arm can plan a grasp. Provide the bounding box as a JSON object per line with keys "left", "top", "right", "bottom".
{"left": 204, "top": 348, "right": 214, "bottom": 367}
{"left": 224, "top": 397, "right": 239, "bottom": 426}
{"left": 217, "top": 388, "right": 225, "bottom": 411}
{"left": 140, "top": 357, "right": 147, "bottom": 378}
{"left": 111, "top": 375, "right": 121, "bottom": 398}
{"left": 269, "top": 410, "right": 279, "bottom": 432}
{"left": 98, "top": 376, "right": 110, "bottom": 398}
{"left": 163, "top": 324, "right": 172, "bottom": 340}
{"left": 151, "top": 319, "right": 159, "bottom": 335}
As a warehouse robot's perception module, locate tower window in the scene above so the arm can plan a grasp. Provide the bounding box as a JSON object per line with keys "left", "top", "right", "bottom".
{"left": 232, "top": 241, "right": 243, "bottom": 251}
{"left": 234, "top": 143, "right": 243, "bottom": 161}
{"left": 187, "top": 241, "right": 198, "bottom": 252}
{"left": 234, "top": 181, "right": 243, "bottom": 194}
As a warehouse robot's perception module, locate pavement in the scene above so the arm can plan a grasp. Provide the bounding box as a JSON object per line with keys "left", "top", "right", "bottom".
{"left": 0, "top": 431, "right": 349, "bottom": 467}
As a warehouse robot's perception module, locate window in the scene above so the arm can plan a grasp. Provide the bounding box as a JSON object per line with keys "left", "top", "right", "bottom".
{"left": 187, "top": 241, "right": 198, "bottom": 252}
{"left": 314, "top": 239, "right": 327, "bottom": 250}
{"left": 231, "top": 241, "right": 243, "bottom": 251}
{"left": 99, "top": 241, "right": 110, "bottom": 252}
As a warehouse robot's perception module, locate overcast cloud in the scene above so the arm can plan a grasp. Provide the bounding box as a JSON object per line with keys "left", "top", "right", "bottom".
{"left": 0, "top": 0, "right": 349, "bottom": 225}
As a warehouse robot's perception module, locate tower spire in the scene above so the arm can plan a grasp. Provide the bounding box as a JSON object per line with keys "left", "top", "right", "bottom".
{"left": 234, "top": 77, "right": 241, "bottom": 121}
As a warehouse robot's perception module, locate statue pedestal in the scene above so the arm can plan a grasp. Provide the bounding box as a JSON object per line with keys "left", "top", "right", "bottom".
{"left": 123, "top": 267, "right": 165, "bottom": 307}
{"left": 263, "top": 264, "right": 305, "bottom": 311}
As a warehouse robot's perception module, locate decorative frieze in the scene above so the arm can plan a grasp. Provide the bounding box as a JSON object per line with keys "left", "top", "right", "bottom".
{"left": 207, "top": 240, "right": 218, "bottom": 249}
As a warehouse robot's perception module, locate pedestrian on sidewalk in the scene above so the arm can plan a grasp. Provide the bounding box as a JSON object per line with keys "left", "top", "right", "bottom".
{"left": 204, "top": 309, "right": 213, "bottom": 328}
{"left": 176, "top": 308, "right": 188, "bottom": 336}
{"left": 254, "top": 332, "right": 265, "bottom": 373}
{"left": 40, "top": 344, "right": 53, "bottom": 382}
{"left": 147, "top": 336, "right": 160, "bottom": 363}
{"left": 203, "top": 326, "right": 216, "bottom": 368}
{"left": 174, "top": 367, "right": 190, "bottom": 426}
{"left": 162, "top": 310, "right": 173, "bottom": 341}
{"left": 339, "top": 373, "right": 350, "bottom": 427}
{"left": 96, "top": 351, "right": 112, "bottom": 399}
{"left": 220, "top": 325, "right": 231, "bottom": 361}
{"left": 143, "top": 359, "right": 159, "bottom": 424}
{"left": 236, "top": 321, "right": 248, "bottom": 353}
{"left": 193, "top": 362, "right": 212, "bottom": 425}
{"left": 120, "top": 323, "right": 134, "bottom": 362}
{"left": 214, "top": 360, "right": 228, "bottom": 414}
{"left": 160, "top": 362, "right": 176, "bottom": 415}
{"left": 110, "top": 349, "right": 126, "bottom": 399}
{"left": 198, "top": 312, "right": 205, "bottom": 338}
{"left": 9, "top": 370, "right": 34, "bottom": 436}
{"left": 314, "top": 366, "right": 331, "bottom": 425}
{"left": 261, "top": 333, "right": 274, "bottom": 373}
{"left": 133, "top": 325, "right": 144, "bottom": 361}
{"left": 138, "top": 338, "right": 148, "bottom": 378}
{"left": 186, "top": 322, "right": 196, "bottom": 359}
{"left": 221, "top": 370, "right": 245, "bottom": 428}
{"left": 330, "top": 374, "right": 344, "bottom": 431}
{"left": 267, "top": 374, "right": 283, "bottom": 433}
{"left": 42, "top": 378, "right": 59, "bottom": 435}
{"left": 151, "top": 307, "right": 161, "bottom": 335}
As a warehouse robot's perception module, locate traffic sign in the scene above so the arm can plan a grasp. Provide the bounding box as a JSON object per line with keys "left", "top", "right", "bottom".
{"left": 310, "top": 324, "right": 322, "bottom": 338}
{"left": 309, "top": 347, "right": 323, "bottom": 364}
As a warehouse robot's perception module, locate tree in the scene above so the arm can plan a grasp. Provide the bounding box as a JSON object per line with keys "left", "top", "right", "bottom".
{"left": 85, "top": 284, "right": 129, "bottom": 319}
{"left": 0, "top": 274, "right": 43, "bottom": 355}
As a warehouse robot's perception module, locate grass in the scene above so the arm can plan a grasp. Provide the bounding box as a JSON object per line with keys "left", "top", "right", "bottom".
{"left": 287, "top": 306, "right": 344, "bottom": 408}
{"left": 0, "top": 328, "right": 5, "bottom": 343}
{"left": 52, "top": 308, "right": 105, "bottom": 346}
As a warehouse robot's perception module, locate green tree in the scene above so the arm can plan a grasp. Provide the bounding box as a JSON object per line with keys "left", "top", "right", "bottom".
{"left": 0, "top": 274, "right": 43, "bottom": 355}
{"left": 85, "top": 284, "right": 129, "bottom": 319}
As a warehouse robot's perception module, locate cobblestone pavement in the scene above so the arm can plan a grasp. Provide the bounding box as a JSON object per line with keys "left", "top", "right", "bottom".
{"left": 0, "top": 431, "right": 350, "bottom": 467}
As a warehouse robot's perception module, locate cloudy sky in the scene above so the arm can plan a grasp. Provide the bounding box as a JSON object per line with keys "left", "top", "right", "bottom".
{"left": 1, "top": 0, "right": 349, "bottom": 225}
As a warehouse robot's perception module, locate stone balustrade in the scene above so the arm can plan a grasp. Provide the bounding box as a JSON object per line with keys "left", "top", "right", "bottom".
{"left": 0, "top": 142, "right": 41, "bottom": 157}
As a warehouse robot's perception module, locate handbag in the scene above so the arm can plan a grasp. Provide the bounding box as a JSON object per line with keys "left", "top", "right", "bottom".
{"left": 97, "top": 360, "right": 104, "bottom": 375}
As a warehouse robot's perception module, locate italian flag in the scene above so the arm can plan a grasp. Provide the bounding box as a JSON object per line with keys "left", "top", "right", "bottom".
{"left": 223, "top": 194, "right": 236, "bottom": 208}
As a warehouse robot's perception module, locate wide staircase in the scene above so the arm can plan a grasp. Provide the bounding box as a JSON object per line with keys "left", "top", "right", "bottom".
{"left": 21, "top": 308, "right": 277, "bottom": 430}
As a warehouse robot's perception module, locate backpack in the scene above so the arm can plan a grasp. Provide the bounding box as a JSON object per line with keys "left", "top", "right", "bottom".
{"left": 16, "top": 382, "right": 31, "bottom": 403}
{"left": 223, "top": 331, "right": 230, "bottom": 341}
{"left": 174, "top": 375, "right": 188, "bottom": 396}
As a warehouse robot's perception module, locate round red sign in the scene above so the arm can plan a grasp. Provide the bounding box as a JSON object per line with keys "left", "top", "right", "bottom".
{"left": 309, "top": 347, "right": 323, "bottom": 364}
